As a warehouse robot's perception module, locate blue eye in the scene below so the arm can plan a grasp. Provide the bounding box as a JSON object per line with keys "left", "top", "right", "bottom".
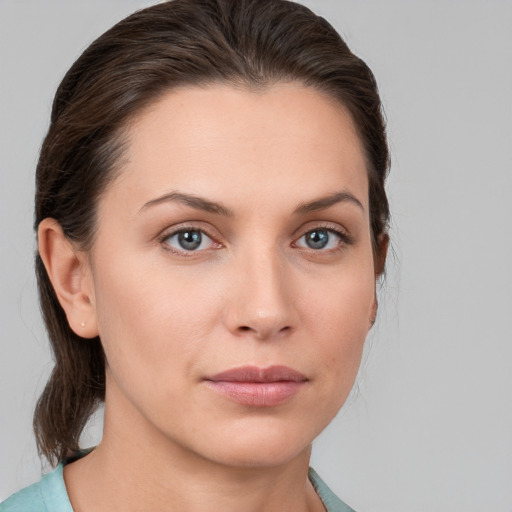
{"left": 162, "top": 229, "right": 216, "bottom": 252}
{"left": 296, "top": 229, "right": 344, "bottom": 250}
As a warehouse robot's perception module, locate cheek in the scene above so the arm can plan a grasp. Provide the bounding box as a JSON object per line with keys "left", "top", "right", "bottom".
{"left": 304, "top": 258, "right": 374, "bottom": 329}
{"left": 91, "top": 258, "right": 221, "bottom": 393}
{"left": 302, "top": 263, "right": 375, "bottom": 385}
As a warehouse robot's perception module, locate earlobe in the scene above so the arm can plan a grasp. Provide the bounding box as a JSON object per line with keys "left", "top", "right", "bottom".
{"left": 37, "top": 218, "right": 98, "bottom": 338}
{"left": 369, "top": 299, "right": 377, "bottom": 328}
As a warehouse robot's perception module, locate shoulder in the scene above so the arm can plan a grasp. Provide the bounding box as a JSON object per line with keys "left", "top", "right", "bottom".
{"left": 0, "top": 464, "right": 73, "bottom": 512}
{"left": 308, "top": 467, "right": 357, "bottom": 512}
{"left": 0, "top": 480, "right": 44, "bottom": 512}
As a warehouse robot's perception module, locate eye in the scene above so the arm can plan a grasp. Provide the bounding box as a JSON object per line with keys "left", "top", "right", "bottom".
{"left": 294, "top": 228, "right": 348, "bottom": 251}
{"left": 161, "top": 228, "right": 218, "bottom": 254}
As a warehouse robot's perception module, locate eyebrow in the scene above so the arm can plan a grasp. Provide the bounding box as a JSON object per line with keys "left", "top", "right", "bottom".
{"left": 139, "top": 191, "right": 234, "bottom": 216}
{"left": 293, "top": 190, "right": 364, "bottom": 215}
{"left": 139, "top": 189, "right": 364, "bottom": 216}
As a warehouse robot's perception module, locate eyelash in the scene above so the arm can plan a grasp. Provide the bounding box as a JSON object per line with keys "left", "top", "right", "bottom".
{"left": 293, "top": 224, "right": 354, "bottom": 253}
{"left": 158, "top": 224, "right": 220, "bottom": 257}
{"left": 157, "top": 223, "right": 353, "bottom": 257}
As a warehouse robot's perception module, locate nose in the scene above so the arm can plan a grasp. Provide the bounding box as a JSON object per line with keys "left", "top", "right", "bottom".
{"left": 222, "top": 247, "right": 298, "bottom": 341}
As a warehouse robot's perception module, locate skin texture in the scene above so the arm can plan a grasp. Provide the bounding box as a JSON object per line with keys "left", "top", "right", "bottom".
{"left": 39, "top": 83, "right": 383, "bottom": 512}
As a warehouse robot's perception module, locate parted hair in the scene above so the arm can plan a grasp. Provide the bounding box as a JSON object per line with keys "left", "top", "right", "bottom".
{"left": 34, "top": 0, "right": 390, "bottom": 465}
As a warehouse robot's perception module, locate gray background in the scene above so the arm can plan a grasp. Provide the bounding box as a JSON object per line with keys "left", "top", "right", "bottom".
{"left": 1, "top": 1, "right": 511, "bottom": 510}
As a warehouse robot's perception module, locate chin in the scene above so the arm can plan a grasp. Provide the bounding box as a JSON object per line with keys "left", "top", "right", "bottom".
{"left": 183, "top": 418, "right": 319, "bottom": 469}
{"left": 205, "top": 441, "right": 310, "bottom": 469}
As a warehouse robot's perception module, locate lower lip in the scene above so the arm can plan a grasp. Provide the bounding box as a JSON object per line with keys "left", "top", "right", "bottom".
{"left": 205, "top": 381, "right": 305, "bottom": 407}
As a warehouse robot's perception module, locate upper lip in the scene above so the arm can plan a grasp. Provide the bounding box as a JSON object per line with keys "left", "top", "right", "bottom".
{"left": 206, "top": 365, "right": 307, "bottom": 383}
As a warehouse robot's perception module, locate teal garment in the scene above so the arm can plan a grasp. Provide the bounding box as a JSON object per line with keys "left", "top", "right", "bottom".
{"left": 0, "top": 464, "right": 72, "bottom": 512}
{"left": 308, "top": 468, "right": 356, "bottom": 512}
{"left": 1, "top": 464, "right": 356, "bottom": 512}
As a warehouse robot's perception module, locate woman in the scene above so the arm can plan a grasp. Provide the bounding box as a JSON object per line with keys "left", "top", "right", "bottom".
{"left": 1, "top": 0, "right": 389, "bottom": 510}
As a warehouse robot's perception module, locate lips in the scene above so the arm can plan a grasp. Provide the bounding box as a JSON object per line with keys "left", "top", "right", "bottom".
{"left": 204, "top": 365, "right": 307, "bottom": 407}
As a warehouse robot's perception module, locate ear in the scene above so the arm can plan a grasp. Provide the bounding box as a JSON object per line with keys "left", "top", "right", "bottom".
{"left": 370, "top": 233, "right": 389, "bottom": 328}
{"left": 38, "top": 218, "right": 98, "bottom": 338}
{"left": 374, "top": 233, "right": 389, "bottom": 279}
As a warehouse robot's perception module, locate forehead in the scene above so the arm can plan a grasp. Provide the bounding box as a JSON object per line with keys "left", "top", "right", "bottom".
{"left": 107, "top": 83, "right": 369, "bottom": 214}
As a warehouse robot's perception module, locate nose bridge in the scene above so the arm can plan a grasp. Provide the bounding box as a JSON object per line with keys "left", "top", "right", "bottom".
{"left": 225, "top": 240, "right": 296, "bottom": 340}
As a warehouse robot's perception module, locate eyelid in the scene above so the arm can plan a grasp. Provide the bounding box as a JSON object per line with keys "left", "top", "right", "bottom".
{"left": 292, "top": 223, "right": 354, "bottom": 250}
{"left": 157, "top": 223, "right": 222, "bottom": 256}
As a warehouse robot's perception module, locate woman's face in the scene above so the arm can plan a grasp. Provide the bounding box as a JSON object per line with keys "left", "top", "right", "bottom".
{"left": 85, "top": 83, "right": 378, "bottom": 467}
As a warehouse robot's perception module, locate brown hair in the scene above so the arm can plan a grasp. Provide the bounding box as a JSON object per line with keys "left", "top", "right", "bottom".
{"left": 34, "top": 0, "right": 390, "bottom": 465}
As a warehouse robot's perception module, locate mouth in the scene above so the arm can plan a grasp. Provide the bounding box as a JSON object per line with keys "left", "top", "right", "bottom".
{"left": 204, "top": 365, "right": 308, "bottom": 407}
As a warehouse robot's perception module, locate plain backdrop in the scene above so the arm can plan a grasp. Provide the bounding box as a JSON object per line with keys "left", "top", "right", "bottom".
{"left": 1, "top": 1, "right": 511, "bottom": 511}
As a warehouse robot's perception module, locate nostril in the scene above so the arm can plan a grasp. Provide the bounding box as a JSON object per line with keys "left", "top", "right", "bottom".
{"left": 236, "top": 324, "right": 292, "bottom": 337}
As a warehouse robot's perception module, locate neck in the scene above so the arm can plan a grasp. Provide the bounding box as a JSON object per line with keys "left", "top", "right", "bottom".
{"left": 63, "top": 387, "right": 325, "bottom": 512}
